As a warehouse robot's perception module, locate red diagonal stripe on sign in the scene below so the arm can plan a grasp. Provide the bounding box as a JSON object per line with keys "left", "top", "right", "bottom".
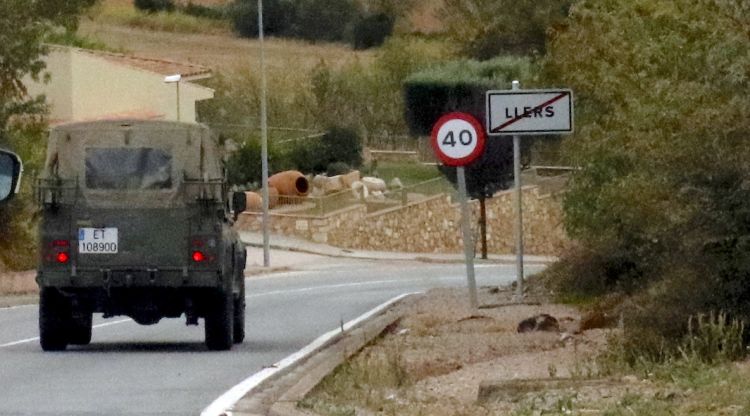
{"left": 491, "top": 92, "right": 568, "bottom": 133}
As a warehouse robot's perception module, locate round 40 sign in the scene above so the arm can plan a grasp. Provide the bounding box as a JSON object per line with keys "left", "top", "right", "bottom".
{"left": 430, "top": 112, "right": 486, "bottom": 167}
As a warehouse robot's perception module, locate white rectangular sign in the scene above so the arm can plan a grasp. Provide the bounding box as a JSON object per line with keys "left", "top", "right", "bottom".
{"left": 78, "top": 227, "right": 119, "bottom": 254}
{"left": 486, "top": 89, "right": 573, "bottom": 135}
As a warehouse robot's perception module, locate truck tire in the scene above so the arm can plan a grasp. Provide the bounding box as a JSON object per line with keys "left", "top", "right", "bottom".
{"left": 205, "top": 290, "right": 234, "bottom": 351}
{"left": 39, "top": 288, "right": 71, "bottom": 351}
{"left": 69, "top": 312, "right": 93, "bottom": 345}
{"left": 233, "top": 284, "right": 245, "bottom": 344}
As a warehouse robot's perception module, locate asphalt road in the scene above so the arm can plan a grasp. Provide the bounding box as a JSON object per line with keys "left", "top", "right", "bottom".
{"left": 0, "top": 254, "right": 544, "bottom": 416}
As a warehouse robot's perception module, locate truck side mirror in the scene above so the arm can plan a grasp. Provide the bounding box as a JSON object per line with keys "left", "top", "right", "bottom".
{"left": 0, "top": 150, "right": 22, "bottom": 204}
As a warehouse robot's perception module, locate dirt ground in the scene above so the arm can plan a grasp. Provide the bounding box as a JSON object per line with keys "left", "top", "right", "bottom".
{"left": 305, "top": 285, "right": 677, "bottom": 415}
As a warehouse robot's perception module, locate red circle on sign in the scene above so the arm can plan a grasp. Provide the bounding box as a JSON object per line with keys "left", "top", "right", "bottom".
{"left": 430, "top": 112, "right": 486, "bottom": 167}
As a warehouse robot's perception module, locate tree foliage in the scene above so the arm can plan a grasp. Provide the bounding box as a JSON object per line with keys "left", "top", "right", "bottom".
{"left": 440, "top": 0, "right": 571, "bottom": 59}
{"left": 0, "top": 0, "right": 98, "bottom": 270}
{"left": 546, "top": 0, "right": 750, "bottom": 349}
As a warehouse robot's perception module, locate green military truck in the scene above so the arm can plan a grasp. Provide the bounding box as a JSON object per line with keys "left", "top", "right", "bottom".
{"left": 35, "top": 120, "right": 246, "bottom": 351}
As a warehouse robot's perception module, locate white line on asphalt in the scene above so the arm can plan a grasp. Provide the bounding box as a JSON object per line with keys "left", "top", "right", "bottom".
{"left": 200, "top": 292, "right": 420, "bottom": 416}
{"left": 0, "top": 318, "right": 132, "bottom": 348}
{"left": 248, "top": 270, "right": 317, "bottom": 281}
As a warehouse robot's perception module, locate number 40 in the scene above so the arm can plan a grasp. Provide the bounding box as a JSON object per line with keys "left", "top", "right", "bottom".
{"left": 442, "top": 130, "right": 474, "bottom": 147}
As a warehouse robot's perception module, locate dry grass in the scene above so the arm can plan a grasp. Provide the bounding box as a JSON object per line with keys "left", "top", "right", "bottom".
{"left": 302, "top": 287, "right": 608, "bottom": 415}
{"left": 403, "top": 0, "right": 445, "bottom": 35}
{"left": 77, "top": 20, "right": 372, "bottom": 72}
{"left": 79, "top": 0, "right": 372, "bottom": 73}
{"left": 88, "top": 0, "right": 230, "bottom": 35}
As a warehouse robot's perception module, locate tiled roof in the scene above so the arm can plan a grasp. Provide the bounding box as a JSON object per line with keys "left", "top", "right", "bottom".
{"left": 50, "top": 110, "right": 165, "bottom": 126}
{"left": 54, "top": 46, "right": 212, "bottom": 80}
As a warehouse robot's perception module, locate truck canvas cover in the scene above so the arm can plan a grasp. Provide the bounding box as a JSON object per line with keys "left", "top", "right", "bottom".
{"left": 43, "top": 120, "right": 223, "bottom": 208}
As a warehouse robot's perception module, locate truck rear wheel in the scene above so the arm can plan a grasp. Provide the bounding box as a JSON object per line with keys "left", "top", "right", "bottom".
{"left": 69, "top": 312, "right": 93, "bottom": 345}
{"left": 205, "top": 290, "right": 234, "bottom": 351}
{"left": 39, "top": 288, "right": 71, "bottom": 351}
{"left": 233, "top": 284, "right": 245, "bottom": 344}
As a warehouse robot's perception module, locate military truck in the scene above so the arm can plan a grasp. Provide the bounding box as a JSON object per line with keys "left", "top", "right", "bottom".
{"left": 35, "top": 120, "right": 246, "bottom": 351}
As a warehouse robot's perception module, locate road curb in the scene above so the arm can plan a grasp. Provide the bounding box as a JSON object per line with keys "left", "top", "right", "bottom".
{"left": 242, "top": 240, "right": 555, "bottom": 266}
{"left": 224, "top": 294, "right": 417, "bottom": 416}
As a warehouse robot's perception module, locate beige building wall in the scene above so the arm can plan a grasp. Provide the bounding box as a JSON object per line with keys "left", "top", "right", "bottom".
{"left": 25, "top": 47, "right": 213, "bottom": 124}
{"left": 30, "top": 49, "right": 74, "bottom": 121}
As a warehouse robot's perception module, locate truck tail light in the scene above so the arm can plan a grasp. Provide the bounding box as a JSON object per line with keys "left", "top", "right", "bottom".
{"left": 56, "top": 252, "right": 70, "bottom": 264}
{"left": 192, "top": 251, "right": 206, "bottom": 263}
{"left": 45, "top": 239, "right": 70, "bottom": 265}
{"left": 190, "top": 237, "right": 216, "bottom": 264}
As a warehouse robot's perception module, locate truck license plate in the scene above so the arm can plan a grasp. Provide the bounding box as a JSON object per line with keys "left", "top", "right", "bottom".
{"left": 78, "top": 228, "right": 118, "bottom": 254}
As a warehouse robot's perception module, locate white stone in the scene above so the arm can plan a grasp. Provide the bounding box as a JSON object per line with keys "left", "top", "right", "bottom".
{"left": 362, "top": 177, "right": 387, "bottom": 192}
{"left": 295, "top": 220, "right": 309, "bottom": 231}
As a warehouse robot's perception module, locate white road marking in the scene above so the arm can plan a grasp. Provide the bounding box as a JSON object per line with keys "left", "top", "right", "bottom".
{"left": 0, "top": 318, "right": 132, "bottom": 348}
{"left": 201, "top": 292, "right": 420, "bottom": 416}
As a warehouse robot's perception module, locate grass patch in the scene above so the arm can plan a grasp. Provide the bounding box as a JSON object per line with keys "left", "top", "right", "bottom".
{"left": 369, "top": 161, "right": 441, "bottom": 186}
{"left": 300, "top": 338, "right": 411, "bottom": 416}
{"left": 46, "top": 31, "right": 116, "bottom": 52}
{"left": 92, "top": 1, "right": 230, "bottom": 34}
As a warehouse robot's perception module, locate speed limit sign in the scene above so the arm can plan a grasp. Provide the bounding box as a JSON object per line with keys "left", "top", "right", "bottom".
{"left": 430, "top": 112, "right": 486, "bottom": 167}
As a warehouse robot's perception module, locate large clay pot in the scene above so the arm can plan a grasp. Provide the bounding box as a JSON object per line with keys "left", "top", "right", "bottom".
{"left": 244, "top": 187, "right": 279, "bottom": 212}
{"left": 268, "top": 170, "right": 310, "bottom": 196}
{"left": 245, "top": 191, "right": 262, "bottom": 212}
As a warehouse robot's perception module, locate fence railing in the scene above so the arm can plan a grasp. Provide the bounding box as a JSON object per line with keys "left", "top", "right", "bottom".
{"left": 35, "top": 178, "right": 79, "bottom": 206}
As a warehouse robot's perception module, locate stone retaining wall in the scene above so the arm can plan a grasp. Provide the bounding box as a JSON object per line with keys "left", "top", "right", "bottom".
{"left": 236, "top": 186, "right": 569, "bottom": 255}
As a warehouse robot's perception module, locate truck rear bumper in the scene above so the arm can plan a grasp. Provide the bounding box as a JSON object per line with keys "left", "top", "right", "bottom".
{"left": 37, "top": 268, "right": 222, "bottom": 288}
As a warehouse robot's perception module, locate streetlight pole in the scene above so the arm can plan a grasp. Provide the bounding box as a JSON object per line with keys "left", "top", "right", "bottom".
{"left": 512, "top": 80, "right": 524, "bottom": 300}
{"left": 164, "top": 74, "right": 182, "bottom": 122}
{"left": 258, "top": 0, "right": 271, "bottom": 267}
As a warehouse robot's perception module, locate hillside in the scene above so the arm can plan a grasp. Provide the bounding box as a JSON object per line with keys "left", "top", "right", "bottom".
{"left": 80, "top": 0, "right": 373, "bottom": 72}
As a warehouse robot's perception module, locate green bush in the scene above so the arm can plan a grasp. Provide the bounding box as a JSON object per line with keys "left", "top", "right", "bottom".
{"left": 287, "top": 138, "right": 326, "bottom": 174}
{"left": 292, "top": 0, "right": 358, "bottom": 42}
{"left": 403, "top": 56, "right": 537, "bottom": 136}
{"left": 285, "top": 127, "right": 362, "bottom": 174}
{"left": 321, "top": 127, "right": 362, "bottom": 169}
{"left": 542, "top": 0, "right": 750, "bottom": 353}
{"left": 326, "top": 161, "right": 351, "bottom": 176}
{"left": 440, "top": 0, "right": 571, "bottom": 59}
{"left": 352, "top": 13, "right": 393, "bottom": 50}
{"left": 134, "top": 0, "right": 175, "bottom": 13}
{"left": 181, "top": 2, "right": 225, "bottom": 20}
{"left": 225, "top": 138, "right": 286, "bottom": 187}
{"left": 229, "top": 0, "right": 296, "bottom": 37}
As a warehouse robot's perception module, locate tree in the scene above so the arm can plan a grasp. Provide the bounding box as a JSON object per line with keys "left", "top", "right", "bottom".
{"left": 0, "top": 0, "right": 98, "bottom": 270}
{"left": 440, "top": 0, "right": 571, "bottom": 59}
{"left": 404, "top": 57, "right": 539, "bottom": 258}
{"left": 293, "top": 0, "right": 358, "bottom": 42}
{"left": 229, "top": 0, "right": 296, "bottom": 38}
{"left": 545, "top": 0, "right": 750, "bottom": 351}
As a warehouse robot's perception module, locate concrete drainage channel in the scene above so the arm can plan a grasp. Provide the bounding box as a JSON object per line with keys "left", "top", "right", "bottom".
{"left": 202, "top": 293, "right": 419, "bottom": 416}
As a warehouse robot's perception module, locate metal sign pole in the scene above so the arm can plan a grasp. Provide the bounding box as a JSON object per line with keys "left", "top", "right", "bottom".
{"left": 258, "top": 0, "right": 270, "bottom": 267}
{"left": 457, "top": 166, "right": 479, "bottom": 312}
{"left": 511, "top": 80, "right": 524, "bottom": 299}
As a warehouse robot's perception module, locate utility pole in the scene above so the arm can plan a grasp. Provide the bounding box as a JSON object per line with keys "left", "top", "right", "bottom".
{"left": 258, "top": 0, "right": 270, "bottom": 267}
